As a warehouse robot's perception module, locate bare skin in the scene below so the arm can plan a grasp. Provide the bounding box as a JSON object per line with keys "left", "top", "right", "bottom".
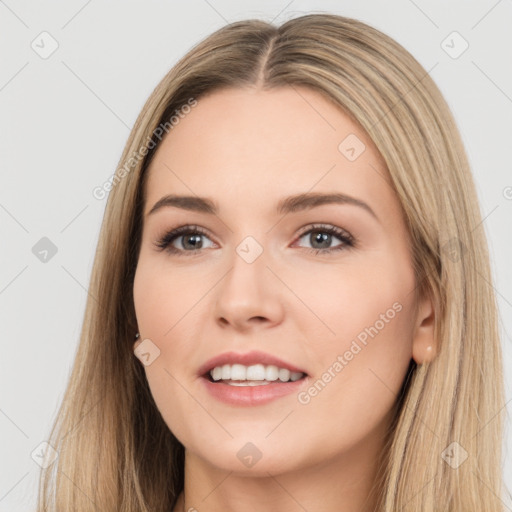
{"left": 133, "top": 86, "right": 436, "bottom": 512}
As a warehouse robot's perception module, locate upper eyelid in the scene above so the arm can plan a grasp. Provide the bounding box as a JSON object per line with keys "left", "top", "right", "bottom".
{"left": 296, "top": 223, "right": 351, "bottom": 237}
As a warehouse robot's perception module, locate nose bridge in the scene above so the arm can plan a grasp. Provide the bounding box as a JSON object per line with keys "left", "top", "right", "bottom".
{"left": 223, "top": 234, "right": 269, "bottom": 300}
{"left": 214, "top": 232, "right": 283, "bottom": 326}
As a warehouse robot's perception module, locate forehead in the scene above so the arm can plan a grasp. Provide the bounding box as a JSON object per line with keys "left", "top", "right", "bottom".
{"left": 143, "top": 86, "right": 397, "bottom": 220}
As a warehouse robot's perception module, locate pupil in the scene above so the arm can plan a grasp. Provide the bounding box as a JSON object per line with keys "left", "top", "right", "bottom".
{"left": 312, "top": 232, "right": 331, "bottom": 249}
{"left": 183, "top": 234, "right": 202, "bottom": 250}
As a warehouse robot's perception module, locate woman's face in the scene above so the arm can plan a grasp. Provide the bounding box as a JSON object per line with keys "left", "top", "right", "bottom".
{"left": 133, "top": 86, "right": 434, "bottom": 476}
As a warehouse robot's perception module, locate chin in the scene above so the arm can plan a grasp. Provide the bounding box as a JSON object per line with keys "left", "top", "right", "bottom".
{"left": 184, "top": 436, "right": 308, "bottom": 476}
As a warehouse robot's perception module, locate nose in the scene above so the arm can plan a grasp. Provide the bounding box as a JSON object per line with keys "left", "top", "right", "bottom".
{"left": 213, "top": 242, "right": 285, "bottom": 332}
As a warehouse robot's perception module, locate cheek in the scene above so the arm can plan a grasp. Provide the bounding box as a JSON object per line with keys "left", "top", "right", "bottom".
{"left": 133, "top": 256, "right": 203, "bottom": 339}
{"left": 290, "top": 250, "right": 417, "bottom": 432}
{"left": 293, "top": 249, "right": 416, "bottom": 353}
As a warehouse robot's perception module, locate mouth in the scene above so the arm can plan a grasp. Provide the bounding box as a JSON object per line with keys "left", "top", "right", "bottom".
{"left": 198, "top": 351, "right": 309, "bottom": 406}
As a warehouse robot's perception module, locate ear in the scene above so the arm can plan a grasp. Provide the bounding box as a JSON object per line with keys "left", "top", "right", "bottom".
{"left": 411, "top": 291, "right": 437, "bottom": 364}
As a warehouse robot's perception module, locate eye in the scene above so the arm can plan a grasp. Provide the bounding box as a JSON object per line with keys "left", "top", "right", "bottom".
{"left": 154, "top": 225, "right": 215, "bottom": 256}
{"left": 154, "top": 223, "right": 355, "bottom": 256}
{"left": 293, "top": 223, "right": 354, "bottom": 255}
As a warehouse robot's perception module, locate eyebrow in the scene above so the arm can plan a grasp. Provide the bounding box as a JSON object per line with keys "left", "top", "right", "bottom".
{"left": 146, "top": 192, "right": 378, "bottom": 221}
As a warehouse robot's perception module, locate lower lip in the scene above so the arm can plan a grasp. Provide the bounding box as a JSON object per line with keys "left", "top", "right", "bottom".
{"left": 200, "top": 375, "right": 308, "bottom": 406}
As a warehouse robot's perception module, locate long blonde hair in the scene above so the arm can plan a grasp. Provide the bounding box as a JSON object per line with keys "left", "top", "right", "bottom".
{"left": 36, "top": 13, "right": 507, "bottom": 511}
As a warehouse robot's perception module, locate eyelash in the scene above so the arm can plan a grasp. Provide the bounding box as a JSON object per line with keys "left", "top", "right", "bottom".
{"left": 154, "top": 223, "right": 355, "bottom": 257}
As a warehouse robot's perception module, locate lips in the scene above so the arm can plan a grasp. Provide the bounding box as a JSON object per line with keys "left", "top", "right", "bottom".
{"left": 197, "top": 350, "right": 309, "bottom": 406}
{"left": 197, "top": 350, "right": 308, "bottom": 377}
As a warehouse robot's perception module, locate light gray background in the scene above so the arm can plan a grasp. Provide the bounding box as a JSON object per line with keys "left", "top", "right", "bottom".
{"left": 1, "top": 1, "right": 511, "bottom": 510}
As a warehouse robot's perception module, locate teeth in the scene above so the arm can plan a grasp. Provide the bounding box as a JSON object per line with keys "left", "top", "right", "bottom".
{"left": 211, "top": 366, "right": 222, "bottom": 381}
{"left": 221, "top": 364, "right": 231, "bottom": 380}
{"left": 209, "top": 363, "right": 305, "bottom": 383}
{"left": 231, "top": 364, "right": 246, "bottom": 380}
{"left": 279, "top": 368, "right": 290, "bottom": 382}
{"left": 265, "top": 365, "right": 279, "bottom": 381}
{"left": 246, "top": 364, "right": 265, "bottom": 380}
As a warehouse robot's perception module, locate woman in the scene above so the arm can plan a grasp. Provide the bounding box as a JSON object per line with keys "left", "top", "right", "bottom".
{"left": 36, "top": 13, "right": 506, "bottom": 511}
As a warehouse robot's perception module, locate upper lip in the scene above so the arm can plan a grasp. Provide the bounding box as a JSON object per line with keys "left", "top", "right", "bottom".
{"left": 198, "top": 350, "right": 308, "bottom": 377}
